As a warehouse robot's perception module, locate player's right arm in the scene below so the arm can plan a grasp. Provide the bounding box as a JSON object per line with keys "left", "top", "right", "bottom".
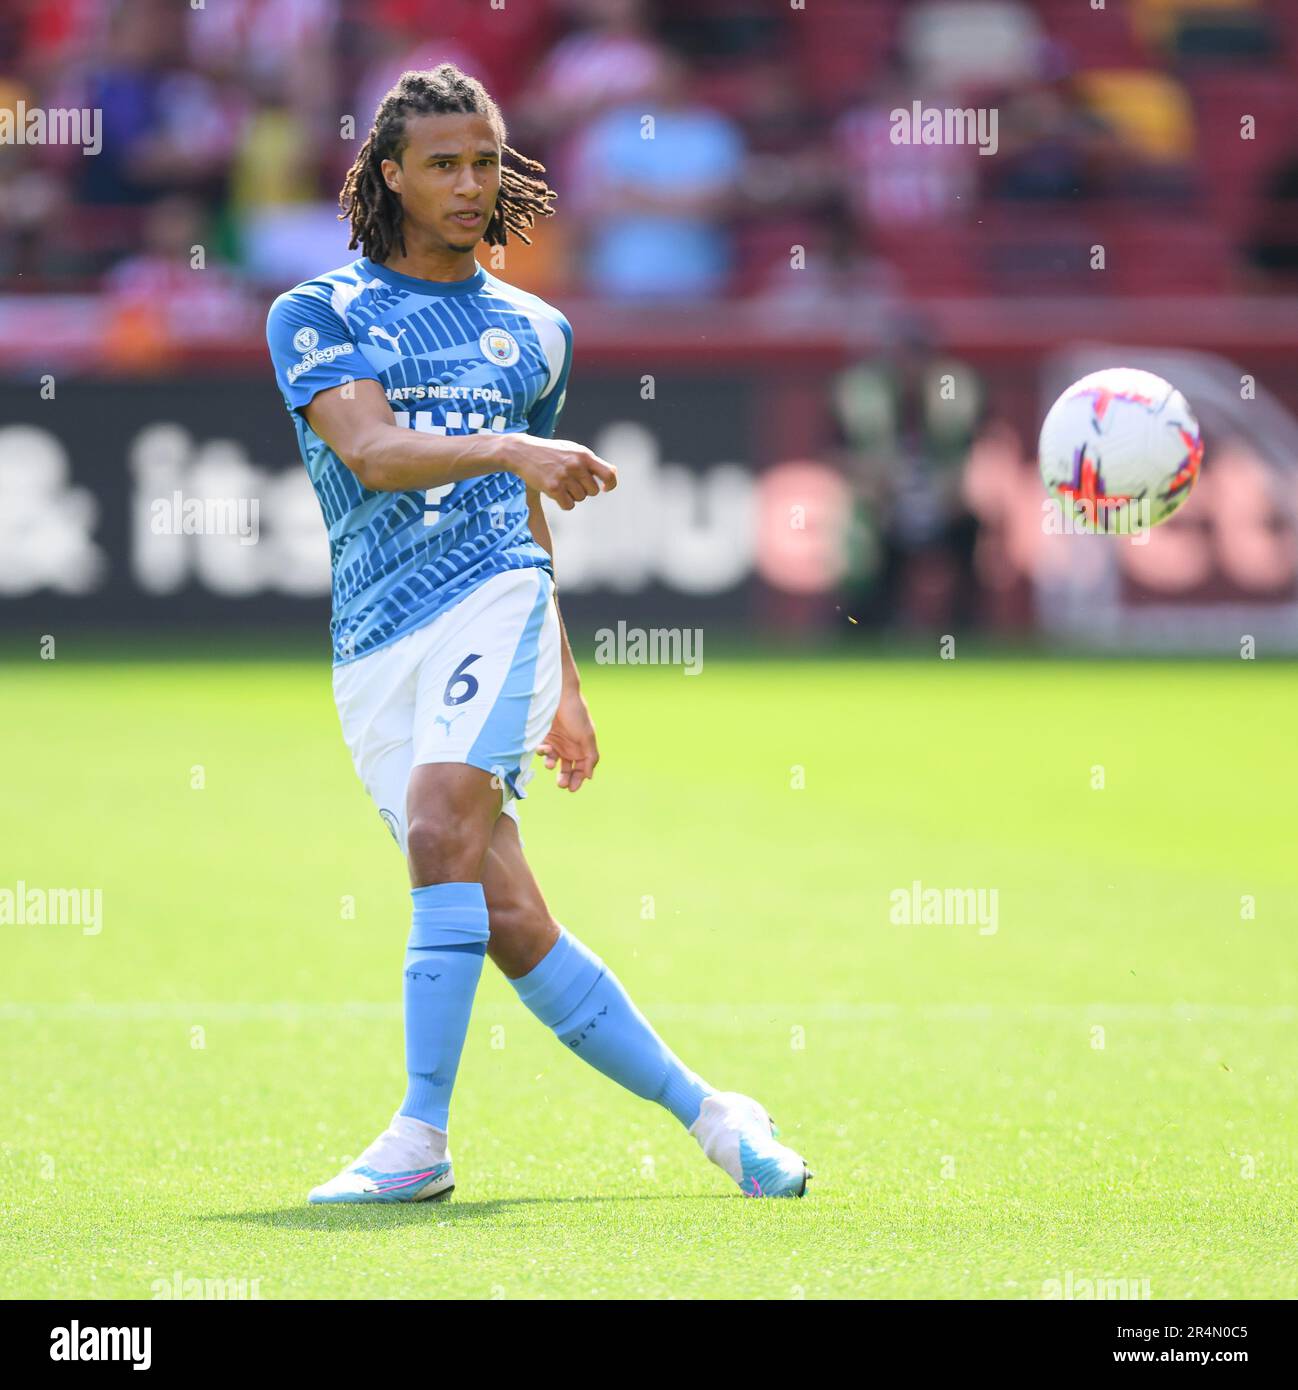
{"left": 302, "top": 380, "right": 617, "bottom": 510}
{"left": 267, "top": 286, "right": 615, "bottom": 510}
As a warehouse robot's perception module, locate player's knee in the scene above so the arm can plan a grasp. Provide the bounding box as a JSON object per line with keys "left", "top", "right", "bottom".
{"left": 406, "top": 811, "right": 490, "bottom": 885}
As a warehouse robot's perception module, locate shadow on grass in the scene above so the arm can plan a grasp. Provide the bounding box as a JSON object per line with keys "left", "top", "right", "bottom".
{"left": 203, "top": 1193, "right": 748, "bottom": 1229}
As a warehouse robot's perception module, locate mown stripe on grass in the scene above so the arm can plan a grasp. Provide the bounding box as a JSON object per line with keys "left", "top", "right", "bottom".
{"left": 1, "top": 1001, "right": 1293, "bottom": 1023}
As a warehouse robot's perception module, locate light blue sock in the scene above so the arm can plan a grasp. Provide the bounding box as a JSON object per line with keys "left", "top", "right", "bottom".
{"left": 399, "top": 881, "right": 489, "bottom": 1131}
{"left": 511, "top": 928, "right": 713, "bottom": 1128}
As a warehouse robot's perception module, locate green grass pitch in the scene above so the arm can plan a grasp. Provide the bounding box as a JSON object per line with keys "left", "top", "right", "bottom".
{"left": 2, "top": 648, "right": 1295, "bottom": 1299}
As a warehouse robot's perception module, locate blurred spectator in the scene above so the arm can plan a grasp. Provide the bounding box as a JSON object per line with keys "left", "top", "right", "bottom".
{"left": 1072, "top": 68, "right": 1196, "bottom": 198}
{"left": 734, "top": 56, "right": 822, "bottom": 201}
{"left": 833, "top": 315, "right": 983, "bottom": 631}
{"left": 351, "top": 0, "right": 553, "bottom": 116}
{"left": 102, "top": 194, "right": 256, "bottom": 365}
{"left": 755, "top": 197, "right": 901, "bottom": 312}
{"left": 186, "top": 0, "right": 340, "bottom": 92}
{"left": 354, "top": 35, "right": 487, "bottom": 143}
{"left": 186, "top": 0, "right": 341, "bottom": 187}
{"left": 9, "top": 0, "right": 105, "bottom": 91}
{"left": 518, "top": 0, "right": 668, "bottom": 142}
{"left": 0, "top": 74, "right": 68, "bottom": 281}
{"left": 1075, "top": 69, "right": 1195, "bottom": 163}
{"left": 900, "top": 1, "right": 1044, "bottom": 90}
{"left": 77, "top": 1, "right": 245, "bottom": 210}
{"left": 229, "top": 89, "right": 318, "bottom": 214}
{"left": 0, "top": 0, "right": 1294, "bottom": 330}
{"left": 229, "top": 83, "right": 351, "bottom": 286}
{"left": 833, "top": 63, "right": 977, "bottom": 230}
{"left": 657, "top": 0, "right": 783, "bottom": 66}
{"left": 985, "top": 83, "right": 1098, "bottom": 202}
{"left": 566, "top": 54, "right": 744, "bottom": 299}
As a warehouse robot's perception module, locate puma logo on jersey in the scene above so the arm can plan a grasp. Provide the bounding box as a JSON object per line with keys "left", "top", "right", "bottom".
{"left": 329, "top": 271, "right": 384, "bottom": 323}
{"left": 433, "top": 711, "right": 468, "bottom": 734}
{"left": 369, "top": 325, "right": 407, "bottom": 352}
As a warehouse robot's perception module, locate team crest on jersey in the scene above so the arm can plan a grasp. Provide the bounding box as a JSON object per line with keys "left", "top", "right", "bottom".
{"left": 479, "top": 326, "right": 520, "bottom": 367}
{"left": 293, "top": 326, "right": 319, "bottom": 352}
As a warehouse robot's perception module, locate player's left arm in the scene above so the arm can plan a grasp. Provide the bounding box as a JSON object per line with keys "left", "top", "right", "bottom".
{"left": 523, "top": 311, "right": 600, "bottom": 793}
{"left": 527, "top": 486, "right": 598, "bottom": 793}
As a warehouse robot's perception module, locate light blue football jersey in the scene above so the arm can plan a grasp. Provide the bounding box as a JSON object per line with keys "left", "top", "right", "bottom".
{"left": 266, "top": 257, "right": 570, "bottom": 664}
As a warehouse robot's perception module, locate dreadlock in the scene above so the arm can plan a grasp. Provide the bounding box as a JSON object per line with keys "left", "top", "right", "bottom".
{"left": 339, "top": 65, "right": 556, "bottom": 263}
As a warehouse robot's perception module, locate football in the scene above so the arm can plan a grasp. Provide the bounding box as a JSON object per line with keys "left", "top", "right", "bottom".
{"left": 1038, "top": 367, "right": 1204, "bottom": 532}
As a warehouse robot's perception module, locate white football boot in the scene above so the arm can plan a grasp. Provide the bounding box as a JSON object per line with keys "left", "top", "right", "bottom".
{"left": 308, "top": 1112, "right": 455, "bottom": 1204}
{"left": 690, "top": 1092, "right": 812, "bottom": 1198}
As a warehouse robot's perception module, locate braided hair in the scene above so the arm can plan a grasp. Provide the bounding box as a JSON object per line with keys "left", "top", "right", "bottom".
{"left": 339, "top": 65, "right": 555, "bottom": 263}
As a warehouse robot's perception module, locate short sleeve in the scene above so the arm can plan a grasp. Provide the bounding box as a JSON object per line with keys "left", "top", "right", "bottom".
{"left": 526, "top": 316, "right": 573, "bottom": 440}
{"left": 266, "top": 288, "right": 381, "bottom": 413}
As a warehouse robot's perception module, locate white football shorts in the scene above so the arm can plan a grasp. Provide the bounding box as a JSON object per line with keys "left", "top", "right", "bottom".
{"left": 331, "top": 566, "right": 561, "bottom": 855}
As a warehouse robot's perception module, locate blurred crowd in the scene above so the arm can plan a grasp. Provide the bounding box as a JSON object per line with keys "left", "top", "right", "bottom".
{"left": 1, "top": 0, "right": 1294, "bottom": 638}
{"left": 2, "top": 0, "right": 1298, "bottom": 335}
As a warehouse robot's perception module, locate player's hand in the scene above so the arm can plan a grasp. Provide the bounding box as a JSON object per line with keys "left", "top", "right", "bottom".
{"left": 500, "top": 434, "right": 617, "bottom": 511}
{"left": 538, "top": 688, "right": 599, "bottom": 792}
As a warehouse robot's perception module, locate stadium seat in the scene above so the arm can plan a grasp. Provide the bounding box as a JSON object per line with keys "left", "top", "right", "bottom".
{"left": 966, "top": 207, "right": 1107, "bottom": 295}
{"left": 792, "top": 0, "right": 899, "bottom": 113}
{"left": 1131, "top": 0, "right": 1275, "bottom": 62}
{"left": 1099, "top": 212, "right": 1234, "bottom": 292}
{"left": 871, "top": 224, "right": 984, "bottom": 296}
{"left": 733, "top": 218, "right": 823, "bottom": 295}
{"left": 1032, "top": 0, "right": 1149, "bottom": 68}
{"left": 1185, "top": 70, "right": 1295, "bottom": 236}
